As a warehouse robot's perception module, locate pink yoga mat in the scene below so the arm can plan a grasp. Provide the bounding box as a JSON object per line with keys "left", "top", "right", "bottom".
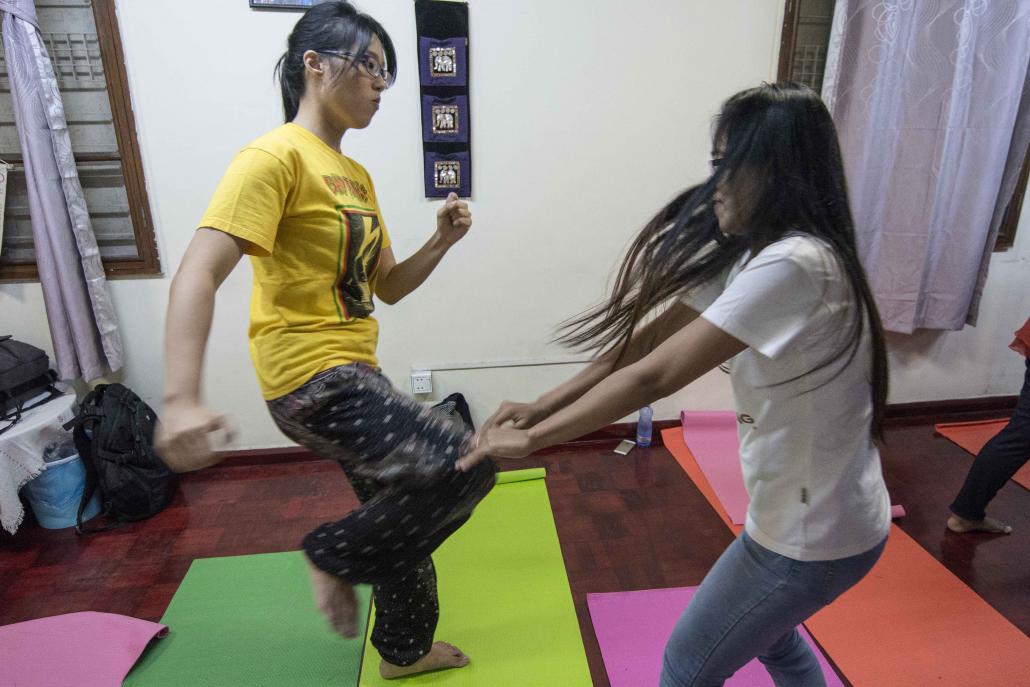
{"left": 679, "top": 412, "right": 907, "bottom": 526}
{"left": 589, "top": 585, "right": 844, "bottom": 687}
{"left": 0, "top": 611, "right": 167, "bottom": 687}
{"left": 587, "top": 586, "right": 844, "bottom": 687}
{"left": 680, "top": 411, "right": 749, "bottom": 525}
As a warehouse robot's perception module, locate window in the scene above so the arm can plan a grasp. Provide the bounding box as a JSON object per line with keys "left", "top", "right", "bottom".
{"left": 777, "top": 0, "right": 1023, "bottom": 252}
{"left": 777, "top": 0, "right": 833, "bottom": 93}
{"left": 0, "top": 0, "right": 159, "bottom": 281}
{"left": 994, "top": 142, "right": 1028, "bottom": 251}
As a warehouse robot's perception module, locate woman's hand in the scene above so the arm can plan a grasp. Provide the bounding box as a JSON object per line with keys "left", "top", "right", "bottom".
{"left": 155, "top": 400, "right": 234, "bottom": 473}
{"left": 482, "top": 399, "right": 550, "bottom": 432}
{"left": 455, "top": 425, "right": 537, "bottom": 472}
{"left": 435, "top": 192, "right": 472, "bottom": 246}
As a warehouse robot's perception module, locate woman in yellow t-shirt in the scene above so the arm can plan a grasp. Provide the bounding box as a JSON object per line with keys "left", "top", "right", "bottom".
{"left": 155, "top": 2, "right": 496, "bottom": 679}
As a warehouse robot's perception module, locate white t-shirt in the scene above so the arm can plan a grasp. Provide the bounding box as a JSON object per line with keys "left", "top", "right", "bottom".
{"left": 682, "top": 234, "right": 890, "bottom": 561}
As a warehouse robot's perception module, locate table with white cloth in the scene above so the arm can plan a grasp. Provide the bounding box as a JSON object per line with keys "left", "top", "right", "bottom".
{"left": 0, "top": 392, "right": 77, "bottom": 534}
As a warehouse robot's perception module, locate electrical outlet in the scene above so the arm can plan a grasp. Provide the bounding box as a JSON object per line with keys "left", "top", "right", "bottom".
{"left": 410, "top": 370, "right": 433, "bottom": 395}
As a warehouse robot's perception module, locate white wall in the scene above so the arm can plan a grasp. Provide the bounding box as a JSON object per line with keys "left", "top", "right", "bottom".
{"left": 0, "top": 0, "right": 1025, "bottom": 450}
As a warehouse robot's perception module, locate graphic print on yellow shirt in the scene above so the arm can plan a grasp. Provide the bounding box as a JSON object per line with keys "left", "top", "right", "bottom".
{"left": 199, "top": 123, "right": 392, "bottom": 399}
{"left": 335, "top": 207, "right": 383, "bottom": 321}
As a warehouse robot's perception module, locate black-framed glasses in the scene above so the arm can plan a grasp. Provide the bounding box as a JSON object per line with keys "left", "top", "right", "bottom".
{"left": 318, "top": 50, "right": 394, "bottom": 88}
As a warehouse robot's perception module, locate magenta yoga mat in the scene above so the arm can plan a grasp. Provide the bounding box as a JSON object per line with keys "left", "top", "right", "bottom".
{"left": 587, "top": 587, "right": 844, "bottom": 687}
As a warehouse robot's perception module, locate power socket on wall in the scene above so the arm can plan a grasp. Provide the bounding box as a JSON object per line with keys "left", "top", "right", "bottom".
{"left": 410, "top": 370, "right": 433, "bottom": 395}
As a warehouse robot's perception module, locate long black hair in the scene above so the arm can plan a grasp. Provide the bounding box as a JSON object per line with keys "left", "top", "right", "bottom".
{"left": 274, "top": 1, "right": 397, "bottom": 122}
{"left": 560, "top": 82, "right": 889, "bottom": 437}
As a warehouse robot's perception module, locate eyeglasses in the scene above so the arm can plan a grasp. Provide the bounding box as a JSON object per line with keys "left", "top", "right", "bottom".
{"left": 710, "top": 157, "right": 724, "bottom": 171}
{"left": 318, "top": 50, "right": 394, "bottom": 88}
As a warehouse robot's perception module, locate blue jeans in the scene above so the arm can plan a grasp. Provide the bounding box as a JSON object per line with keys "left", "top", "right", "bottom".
{"left": 660, "top": 531, "right": 886, "bottom": 687}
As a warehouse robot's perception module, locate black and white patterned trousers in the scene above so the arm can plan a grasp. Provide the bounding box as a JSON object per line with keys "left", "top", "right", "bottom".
{"left": 267, "top": 364, "right": 497, "bottom": 666}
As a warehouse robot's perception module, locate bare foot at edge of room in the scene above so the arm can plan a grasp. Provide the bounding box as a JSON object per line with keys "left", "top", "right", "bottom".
{"left": 379, "top": 641, "right": 470, "bottom": 679}
{"left": 947, "top": 514, "right": 1013, "bottom": 534}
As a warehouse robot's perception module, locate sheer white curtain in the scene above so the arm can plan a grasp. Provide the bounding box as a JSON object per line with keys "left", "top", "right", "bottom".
{"left": 822, "top": 0, "right": 1030, "bottom": 333}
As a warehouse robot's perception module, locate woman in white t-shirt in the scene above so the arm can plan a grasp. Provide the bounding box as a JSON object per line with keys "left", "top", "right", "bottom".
{"left": 458, "top": 82, "right": 891, "bottom": 686}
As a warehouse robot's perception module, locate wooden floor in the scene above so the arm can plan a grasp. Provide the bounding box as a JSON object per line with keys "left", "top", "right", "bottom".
{"left": 2, "top": 417, "right": 1027, "bottom": 686}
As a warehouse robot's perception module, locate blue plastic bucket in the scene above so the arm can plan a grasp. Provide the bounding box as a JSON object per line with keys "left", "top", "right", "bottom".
{"left": 22, "top": 453, "right": 102, "bottom": 529}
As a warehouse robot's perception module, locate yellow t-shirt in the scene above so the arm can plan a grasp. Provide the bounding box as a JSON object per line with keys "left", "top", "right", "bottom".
{"left": 199, "top": 123, "right": 392, "bottom": 399}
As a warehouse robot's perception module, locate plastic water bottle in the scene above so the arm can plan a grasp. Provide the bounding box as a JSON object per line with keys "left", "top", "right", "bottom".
{"left": 636, "top": 406, "right": 653, "bottom": 447}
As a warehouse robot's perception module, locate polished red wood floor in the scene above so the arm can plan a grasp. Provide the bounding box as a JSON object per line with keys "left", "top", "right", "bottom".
{"left": 2, "top": 418, "right": 1027, "bottom": 686}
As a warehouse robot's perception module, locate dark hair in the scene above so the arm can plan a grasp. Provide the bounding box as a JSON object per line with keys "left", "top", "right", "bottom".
{"left": 560, "top": 82, "right": 889, "bottom": 437}
{"left": 274, "top": 1, "right": 397, "bottom": 122}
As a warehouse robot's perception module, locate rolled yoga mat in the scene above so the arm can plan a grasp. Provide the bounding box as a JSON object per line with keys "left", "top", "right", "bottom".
{"left": 358, "top": 468, "right": 592, "bottom": 686}
{"left": 935, "top": 418, "right": 1030, "bottom": 490}
{"left": 661, "top": 424, "right": 1030, "bottom": 687}
{"left": 124, "top": 552, "right": 373, "bottom": 687}
{"left": 662, "top": 424, "right": 742, "bottom": 534}
{"left": 678, "top": 411, "right": 749, "bottom": 525}
{"left": 587, "top": 587, "right": 844, "bottom": 687}
{"left": 667, "top": 420, "right": 907, "bottom": 531}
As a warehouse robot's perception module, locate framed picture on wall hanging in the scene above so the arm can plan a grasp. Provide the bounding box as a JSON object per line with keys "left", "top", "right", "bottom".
{"left": 421, "top": 95, "right": 469, "bottom": 143}
{"left": 250, "top": 0, "right": 332, "bottom": 10}
{"left": 418, "top": 37, "right": 467, "bottom": 87}
{"left": 425, "top": 152, "right": 470, "bottom": 198}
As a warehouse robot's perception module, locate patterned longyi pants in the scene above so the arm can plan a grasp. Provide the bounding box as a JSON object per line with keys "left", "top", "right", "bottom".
{"left": 267, "top": 364, "right": 496, "bottom": 666}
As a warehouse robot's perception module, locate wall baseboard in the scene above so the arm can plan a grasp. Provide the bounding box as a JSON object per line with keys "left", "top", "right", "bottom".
{"left": 218, "top": 397, "right": 1018, "bottom": 467}
{"left": 884, "top": 395, "right": 1017, "bottom": 426}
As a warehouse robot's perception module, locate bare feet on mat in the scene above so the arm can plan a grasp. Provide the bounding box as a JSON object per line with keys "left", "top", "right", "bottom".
{"left": 947, "top": 514, "right": 1013, "bottom": 534}
{"left": 379, "top": 641, "right": 470, "bottom": 679}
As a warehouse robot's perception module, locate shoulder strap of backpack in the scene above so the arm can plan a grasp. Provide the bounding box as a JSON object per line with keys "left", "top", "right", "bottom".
{"left": 0, "top": 404, "right": 21, "bottom": 436}
{"left": 73, "top": 427, "right": 123, "bottom": 534}
{"left": 70, "top": 417, "right": 105, "bottom": 534}
{"left": 18, "top": 382, "right": 63, "bottom": 417}
{"left": 64, "top": 388, "right": 122, "bottom": 534}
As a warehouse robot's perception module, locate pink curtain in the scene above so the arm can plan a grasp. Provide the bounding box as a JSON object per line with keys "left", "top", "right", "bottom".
{"left": 822, "top": 0, "right": 1030, "bottom": 333}
{"left": 1, "top": 0, "right": 122, "bottom": 379}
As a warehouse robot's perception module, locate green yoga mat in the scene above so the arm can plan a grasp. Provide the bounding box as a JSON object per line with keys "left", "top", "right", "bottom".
{"left": 124, "top": 468, "right": 588, "bottom": 686}
{"left": 358, "top": 468, "right": 591, "bottom": 686}
{"left": 124, "top": 551, "right": 373, "bottom": 686}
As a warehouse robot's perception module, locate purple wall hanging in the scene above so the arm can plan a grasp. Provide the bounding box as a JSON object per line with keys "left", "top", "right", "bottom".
{"left": 416, "top": 1, "right": 471, "bottom": 198}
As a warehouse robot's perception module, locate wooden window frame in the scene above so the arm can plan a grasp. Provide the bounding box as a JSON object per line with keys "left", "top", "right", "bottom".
{"left": 0, "top": 0, "right": 160, "bottom": 282}
{"left": 778, "top": 0, "right": 1024, "bottom": 253}
{"left": 776, "top": 0, "right": 801, "bottom": 86}
{"left": 994, "top": 143, "right": 1029, "bottom": 251}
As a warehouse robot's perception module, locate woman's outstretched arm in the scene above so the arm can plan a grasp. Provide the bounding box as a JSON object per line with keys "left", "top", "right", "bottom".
{"left": 157, "top": 228, "right": 248, "bottom": 472}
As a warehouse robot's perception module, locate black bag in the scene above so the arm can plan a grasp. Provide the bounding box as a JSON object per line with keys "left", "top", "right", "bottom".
{"left": 0, "top": 335, "right": 61, "bottom": 435}
{"left": 63, "top": 383, "right": 179, "bottom": 533}
{"left": 429, "top": 392, "right": 475, "bottom": 432}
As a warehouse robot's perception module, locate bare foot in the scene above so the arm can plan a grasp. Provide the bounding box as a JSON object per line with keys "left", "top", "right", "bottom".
{"left": 947, "top": 514, "right": 1013, "bottom": 534}
{"left": 307, "top": 562, "right": 359, "bottom": 638}
{"left": 379, "top": 641, "right": 470, "bottom": 679}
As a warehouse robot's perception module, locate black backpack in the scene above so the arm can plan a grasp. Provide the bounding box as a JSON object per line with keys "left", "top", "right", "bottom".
{"left": 430, "top": 392, "right": 475, "bottom": 432}
{"left": 0, "top": 335, "right": 61, "bottom": 435}
{"left": 63, "top": 383, "right": 179, "bottom": 533}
